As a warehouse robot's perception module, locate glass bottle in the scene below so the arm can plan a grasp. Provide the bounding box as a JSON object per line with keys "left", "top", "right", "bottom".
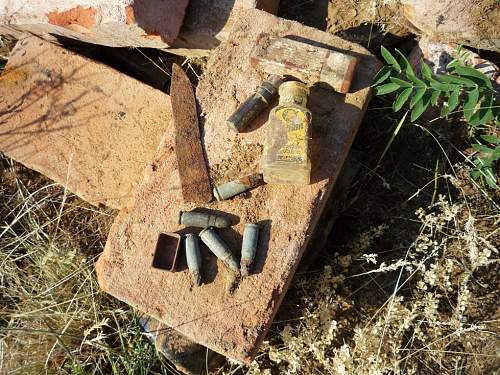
{"left": 262, "top": 81, "right": 312, "bottom": 185}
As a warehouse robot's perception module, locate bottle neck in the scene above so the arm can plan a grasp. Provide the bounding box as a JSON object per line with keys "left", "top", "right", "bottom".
{"left": 278, "top": 82, "right": 309, "bottom": 107}
{"left": 278, "top": 94, "right": 307, "bottom": 107}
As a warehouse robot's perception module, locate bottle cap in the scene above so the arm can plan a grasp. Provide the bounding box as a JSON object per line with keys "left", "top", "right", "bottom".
{"left": 278, "top": 81, "right": 309, "bottom": 106}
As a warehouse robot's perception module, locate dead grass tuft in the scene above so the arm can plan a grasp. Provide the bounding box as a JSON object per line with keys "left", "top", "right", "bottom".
{"left": 246, "top": 184, "right": 499, "bottom": 374}
{"left": 0, "top": 157, "right": 170, "bottom": 374}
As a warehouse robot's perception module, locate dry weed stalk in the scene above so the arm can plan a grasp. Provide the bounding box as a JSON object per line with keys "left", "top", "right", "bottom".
{"left": 250, "top": 195, "right": 499, "bottom": 375}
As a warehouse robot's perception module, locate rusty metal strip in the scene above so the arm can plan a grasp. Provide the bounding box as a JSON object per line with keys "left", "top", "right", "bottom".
{"left": 170, "top": 64, "right": 212, "bottom": 203}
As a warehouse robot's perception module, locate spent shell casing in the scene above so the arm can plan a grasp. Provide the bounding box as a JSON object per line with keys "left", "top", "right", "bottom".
{"left": 199, "top": 227, "right": 239, "bottom": 272}
{"left": 240, "top": 224, "right": 259, "bottom": 276}
{"left": 184, "top": 234, "right": 202, "bottom": 286}
{"left": 179, "top": 210, "right": 231, "bottom": 228}
{"left": 227, "top": 75, "right": 283, "bottom": 132}
{"left": 213, "top": 173, "right": 264, "bottom": 201}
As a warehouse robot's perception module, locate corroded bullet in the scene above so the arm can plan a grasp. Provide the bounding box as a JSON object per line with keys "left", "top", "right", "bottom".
{"left": 241, "top": 224, "right": 259, "bottom": 277}
{"left": 179, "top": 210, "right": 231, "bottom": 228}
{"left": 227, "top": 75, "right": 283, "bottom": 132}
{"left": 184, "top": 234, "right": 202, "bottom": 286}
{"left": 199, "top": 227, "right": 239, "bottom": 272}
{"left": 213, "top": 173, "right": 264, "bottom": 201}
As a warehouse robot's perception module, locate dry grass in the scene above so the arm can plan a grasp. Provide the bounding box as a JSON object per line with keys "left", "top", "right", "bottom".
{"left": 0, "top": 157, "right": 171, "bottom": 374}
{"left": 246, "top": 193, "right": 499, "bottom": 374}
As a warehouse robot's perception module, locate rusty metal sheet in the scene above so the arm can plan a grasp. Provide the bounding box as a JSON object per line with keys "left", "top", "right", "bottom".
{"left": 170, "top": 64, "right": 212, "bottom": 203}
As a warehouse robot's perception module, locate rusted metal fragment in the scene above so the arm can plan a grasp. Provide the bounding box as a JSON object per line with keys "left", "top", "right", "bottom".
{"left": 152, "top": 233, "right": 181, "bottom": 272}
{"left": 171, "top": 64, "right": 212, "bottom": 204}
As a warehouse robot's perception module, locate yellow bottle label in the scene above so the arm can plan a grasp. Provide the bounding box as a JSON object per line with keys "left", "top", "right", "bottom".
{"left": 275, "top": 107, "right": 309, "bottom": 163}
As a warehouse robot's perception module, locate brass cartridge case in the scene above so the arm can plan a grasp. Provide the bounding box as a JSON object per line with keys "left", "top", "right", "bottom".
{"left": 227, "top": 75, "right": 282, "bottom": 132}
{"left": 199, "top": 227, "right": 239, "bottom": 272}
{"left": 213, "top": 173, "right": 264, "bottom": 201}
{"left": 179, "top": 210, "right": 231, "bottom": 228}
{"left": 184, "top": 234, "right": 202, "bottom": 286}
{"left": 241, "top": 223, "right": 259, "bottom": 277}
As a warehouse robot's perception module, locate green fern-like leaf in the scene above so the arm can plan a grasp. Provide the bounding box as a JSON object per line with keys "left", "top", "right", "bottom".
{"left": 410, "top": 87, "right": 426, "bottom": 109}
{"left": 372, "top": 66, "right": 392, "bottom": 86}
{"left": 463, "top": 89, "right": 479, "bottom": 121}
{"left": 394, "top": 87, "right": 412, "bottom": 112}
{"left": 381, "top": 46, "right": 401, "bottom": 73}
{"left": 390, "top": 77, "right": 413, "bottom": 88}
{"left": 375, "top": 83, "right": 400, "bottom": 95}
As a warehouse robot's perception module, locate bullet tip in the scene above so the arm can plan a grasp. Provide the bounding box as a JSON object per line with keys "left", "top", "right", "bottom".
{"left": 192, "top": 273, "right": 201, "bottom": 287}
{"left": 241, "top": 265, "right": 249, "bottom": 277}
{"left": 227, "top": 259, "right": 240, "bottom": 273}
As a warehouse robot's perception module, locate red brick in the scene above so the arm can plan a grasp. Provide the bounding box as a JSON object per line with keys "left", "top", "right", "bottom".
{"left": 0, "top": 35, "right": 171, "bottom": 209}
{"left": 96, "top": 9, "right": 380, "bottom": 362}
{"left": 0, "top": 0, "right": 189, "bottom": 48}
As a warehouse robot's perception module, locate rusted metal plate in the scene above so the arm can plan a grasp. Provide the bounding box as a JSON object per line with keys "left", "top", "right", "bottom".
{"left": 171, "top": 64, "right": 212, "bottom": 203}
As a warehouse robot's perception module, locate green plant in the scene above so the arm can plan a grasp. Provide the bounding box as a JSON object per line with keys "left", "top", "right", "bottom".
{"left": 373, "top": 46, "right": 499, "bottom": 188}
{"left": 471, "top": 134, "right": 500, "bottom": 189}
{"left": 373, "top": 46, "right": 499, "bottom": 124}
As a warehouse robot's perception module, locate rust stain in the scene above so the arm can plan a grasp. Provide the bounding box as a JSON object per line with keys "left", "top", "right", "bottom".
{"left": 125, "top": 5, "right": 135, "bottom": 24}
{"left": 47, "top": 6, "right": 97, "bottom": 29}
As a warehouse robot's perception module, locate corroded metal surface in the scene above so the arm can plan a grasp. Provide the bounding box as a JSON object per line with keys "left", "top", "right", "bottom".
{"left": 171, "top": 64, "right": 212, "bottom": 203}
